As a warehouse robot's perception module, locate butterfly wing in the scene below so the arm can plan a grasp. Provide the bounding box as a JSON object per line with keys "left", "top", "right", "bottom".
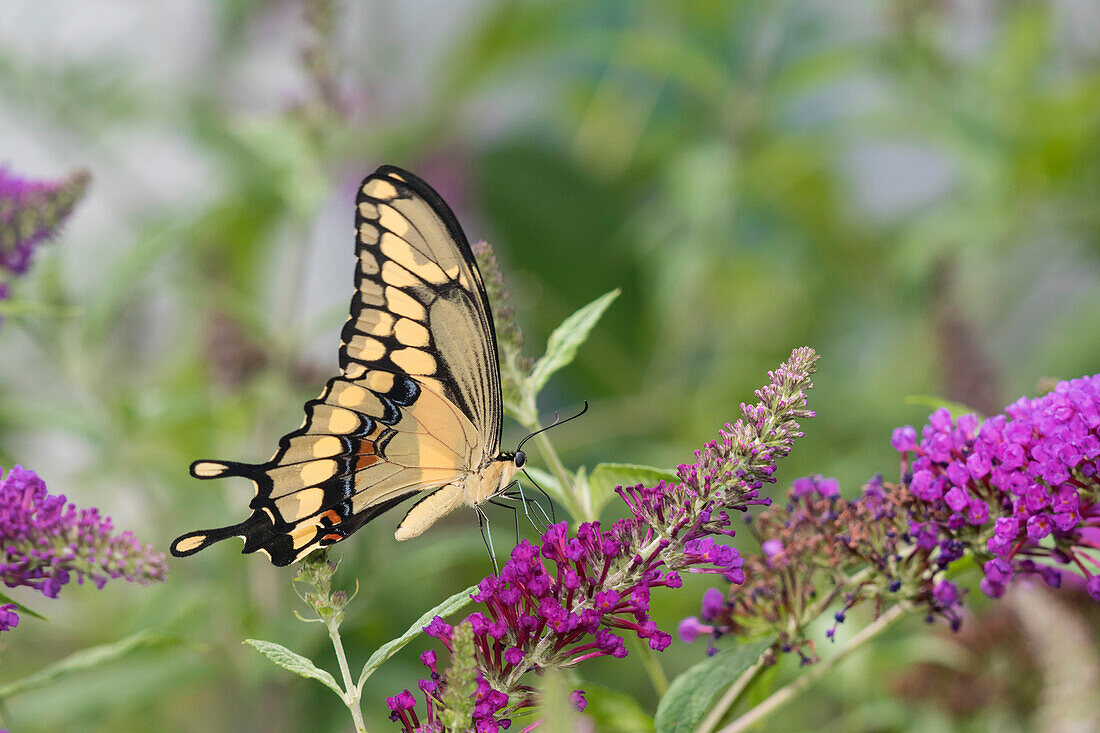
{"left": 170, "top": 166, "right": 503, "bottom": 566}
{"left": 343, "top": 166, "right": 502, "bottom": 452}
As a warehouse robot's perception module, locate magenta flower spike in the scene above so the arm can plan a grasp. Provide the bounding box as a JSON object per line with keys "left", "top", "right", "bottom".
{"left": 0, "top": 465, "right": 167, "bottom": 632}
{"left": 0, "top": 165, "right": 90, "bottom": 297}
{"left": 386, "top": 347, "right": 819, "bottom": 729}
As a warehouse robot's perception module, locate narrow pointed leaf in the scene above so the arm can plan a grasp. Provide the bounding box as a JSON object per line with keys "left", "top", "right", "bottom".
{"left": 0, "top": 630, "right": 172, "bottom": 700}
{"left": 356, "top": 584, "right": 478, "bottom": 692}
{"left": 0, "top": 589, "right": 48, "bottom": 621}
{"left": 244, "top": 639, "right": 343, "bottom": 697}
{"left": 587, "top": 463, "right": 680, "bottom": 519}
{"left": 528, "top": 289, "right": 620, "bottom": 393}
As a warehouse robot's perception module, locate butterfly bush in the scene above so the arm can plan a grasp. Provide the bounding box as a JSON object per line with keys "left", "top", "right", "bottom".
{"left": 0, "top": 465, "right": 168, "bottom": 632}
{"left": 683, "top": 374, "right": 1100, "bottom": 662}
{"left": 0, "top": 166, "right": 89, "bottom": 278}
{"left": 384, "top": 347, "right": 818, "bottom": 731}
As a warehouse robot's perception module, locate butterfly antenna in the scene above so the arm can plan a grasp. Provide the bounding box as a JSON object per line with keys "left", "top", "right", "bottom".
{"left": 516, "top": 400, "right": 589, "bottom": 453}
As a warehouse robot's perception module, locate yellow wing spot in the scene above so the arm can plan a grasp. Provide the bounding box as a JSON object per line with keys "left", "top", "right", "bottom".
{"left": 363, "top": 179, "right": 398, "bottom": 200}
{"left": 386, "top": 286, "right": 427, "bottom": 321}
{"left": 356, "top": 307, "right": 395, "bottom": 336}
{"left": 387, "top": 171, "right": 408, "bottom": 182}
{"left": 336, "top": 384, "right": 368, "bottom": 408}
{"left": 358, "top": 276, "right": 386, "bottom": 306}
{"left": 381, "top": 260, "right": 420, "bottom": 288}
{"left": 360, "top": 251, "right": 380, "bottom": 275}
{"left": 174, "top": 535, "right": 206, "bottom": 553}
{"left": 327, "top": 407, "right": 359, "bottom": 434}
{"left": 290, "top": 522, "right": 320, "bottom": 550}
{"left": 346, "top": 334, "right": 386, "bottom": 361}
{"left": 358, "top": 222, "right": 380, "bottom": 245}
{"left": 380, "top": 232, "right": 449, "bottom": 285}
{"left": 358, "top": 201, "right": 379, "bottom": 219}
{"left": 394, "top": 318, "right": 430, "bottom": 348}
{"left": 192, "top": 461, "right": 228, "bottom": 478}
{"left": 378, "top": 204, "right": 411, "bottom": 236}
{"left": 344, "top": 362, "right": 367, "bottom": 379}
{"left": 300, "top": 460, "right": 337, "bottom": 486}
{"left": 278, "top": 487, "right": 325, "bottom": 520}
{"left": 312, "top": 436, "right": 343, "bottom": 458}
{"left": 367, "top": 370, "right": 395, "bottom": 393}
{"left": 391, "top": 347, "right": 436, "bottom": 375}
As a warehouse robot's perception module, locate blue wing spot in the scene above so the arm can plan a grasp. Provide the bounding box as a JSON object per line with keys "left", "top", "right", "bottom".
{"left": 389, "top": 374, "right": 421, "bottom": 406}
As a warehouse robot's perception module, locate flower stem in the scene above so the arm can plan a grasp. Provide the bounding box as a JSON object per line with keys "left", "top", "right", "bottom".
{"left": 327, "top": 619, "right": 367, "bottom": 733}
{"left": 629, "top": 635, "right": 669, "bottom": 697}
{"left": 708, "top": 604, "right": 908, "bottom": 733}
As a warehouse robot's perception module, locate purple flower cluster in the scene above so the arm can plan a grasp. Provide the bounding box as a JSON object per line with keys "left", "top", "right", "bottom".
{"left": 0, "top": 603, "right": 18, "bottom": 633}
{"left": 0, "top": 464, "right": 168, "bottom": 631}
{"left": 386, "top": 348, "right": 818, "bottom": 728}
{"left": 893, "top": 375, "right": 1100, "bottom": 601}
{"left": 386, "top": 649, "right": 511, "bottom": 732}
{"left": 0, "top": 166, "right": 89, "bottom": 276}
{"left": 683, "top": 469, "right": 982, "bottom": 663}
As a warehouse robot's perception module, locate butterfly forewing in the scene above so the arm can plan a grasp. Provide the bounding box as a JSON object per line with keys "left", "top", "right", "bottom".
{"left": 170, "top": 166, "right": 504, "bottom": 566}
{"left": 345, "top": 167, "right": 502, "bottom": 450}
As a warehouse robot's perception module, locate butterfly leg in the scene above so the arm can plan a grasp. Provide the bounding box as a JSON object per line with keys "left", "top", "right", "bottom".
{"left": 476, "top": 505, "right": 499, "bottom": 573}
{"left": 488, "top": 497, "right": 520, "bottom": 544}
{"left": 504, "top": 481, "right": 553, "bottom": 530}
{"left": 518, "top": 471, "right": 557, "bottom": 525}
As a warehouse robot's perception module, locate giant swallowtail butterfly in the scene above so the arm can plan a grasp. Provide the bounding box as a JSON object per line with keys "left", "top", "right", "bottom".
{"left": 170, "top": 166, "right": 526, "bottom": 566}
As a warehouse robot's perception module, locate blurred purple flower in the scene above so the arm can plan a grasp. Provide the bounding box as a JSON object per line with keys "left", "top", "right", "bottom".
{"left": 0, "top": 603, "right": 18, "bottom": 632}
{"left": 0, "top": 166, "right": 89, "bottom": 276}
{"left": 0, "top": 464, "right": 167, "bottom": 630}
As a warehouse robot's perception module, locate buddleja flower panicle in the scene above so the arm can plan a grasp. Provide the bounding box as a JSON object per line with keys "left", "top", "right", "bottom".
{"left": 386, "top": 347, "right": 818, "bottom": 730}
{"left": 894, "top": 374, "right": 1100, "bottom": 601}
{"left": 0, "top": 464, "right": 167, "bottom": 632}
{"left": 472, "top": 241, "right": 532, "bottom": 407}
{"left": 0, "top": 166, "right": 89, "bottom": 276}
{"left": 685, "top": 372, "right": 1100, "bottom": 665}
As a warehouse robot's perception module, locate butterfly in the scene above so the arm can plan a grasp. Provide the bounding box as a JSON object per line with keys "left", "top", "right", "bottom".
{"left": 170, "top": 165, "right": 530, "bottom": 566}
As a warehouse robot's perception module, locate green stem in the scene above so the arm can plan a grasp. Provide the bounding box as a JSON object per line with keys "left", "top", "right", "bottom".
{"left": 713, "top": 604, "right": 908, "bottom": 733}
{"left": 533, "top": 430, "right": 586, "bottom": 518}
{"left": 327, "top": 620, "right": 368, "bottom": 733}
{"left": 630, "top": 635, "right": 669, "bottom": 697}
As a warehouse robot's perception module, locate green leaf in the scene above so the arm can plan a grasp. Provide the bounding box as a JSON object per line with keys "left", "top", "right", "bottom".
{"left": 0, "top": 299, "right": 81, "bottom": 318}
{"left": 905, "top": 395, "right": 984, "bottom": 421}
{"left": 587, "top": 463, "right": 680, "bottom": 519}
{"left": 527, "top": 289, "right": 620, "bottom": 394}
{"left": 655, "top": 639, "right": 773, "bottom": 733}
{"left": 0, "top": 630, "right": 173, "bottom": 701}
{"left": 581, "top": 684, "right": 655, "bottom": 732}
{"left": 243, "top": 639, "right": 343, "bottom": 698}
{"left": 0, "top": 589, "right": 48, "bottom": 621}
{"left": 356, "top": 584, "right": 477, "bottom": 692}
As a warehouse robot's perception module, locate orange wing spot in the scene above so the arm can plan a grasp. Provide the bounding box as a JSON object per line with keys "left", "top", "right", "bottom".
{"left": 356, "top": 453, "right": 381, "bottom": 471}
{"left": 321, "top": 510, "right": 342, "bottom": 526}
{"left": 322, "top": 533, "right": 343, "bottom": 543}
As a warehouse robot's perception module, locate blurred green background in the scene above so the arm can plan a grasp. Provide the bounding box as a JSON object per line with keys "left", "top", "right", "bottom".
{"left": 2, "top": 0, "right": 1100, "bottom": 730}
